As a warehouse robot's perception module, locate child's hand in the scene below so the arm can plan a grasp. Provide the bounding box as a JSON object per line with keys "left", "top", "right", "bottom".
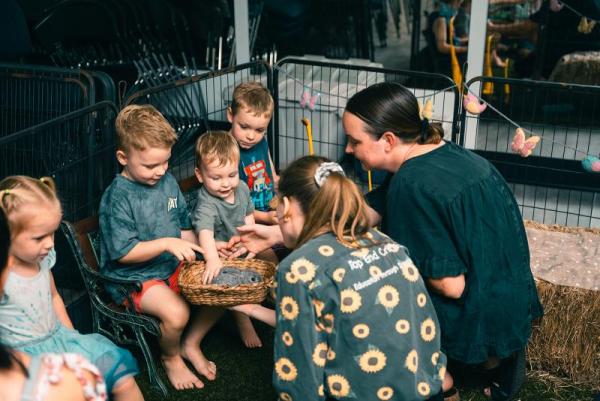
{"left": 215, "top": 235, "right": 240, "bottom": 259}
{"left": 163, "top": 238, "right": 204, "bottom": 262}
{"left": 203, "top": 259, "right": 223, "bottom": 284}
{"left": 267, "top": 211, "right": 279, "bottom": 225}
{"left": 215, "top": 237, "right": 246, "bottom": 259}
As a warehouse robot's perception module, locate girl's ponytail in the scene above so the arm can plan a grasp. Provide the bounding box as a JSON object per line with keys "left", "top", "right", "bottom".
{"left": 39, "top": 176, "right": 57, "bottom": 193}
{"left": 278, "top": 156, "right": 370, "bottom": 248}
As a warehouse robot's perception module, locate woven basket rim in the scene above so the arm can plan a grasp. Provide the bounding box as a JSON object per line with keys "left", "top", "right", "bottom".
{"left": 180, "top": 258, "right": 275, "bottom": 289}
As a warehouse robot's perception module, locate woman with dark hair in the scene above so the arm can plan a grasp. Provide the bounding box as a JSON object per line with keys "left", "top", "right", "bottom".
{"left": 342, "top": 81, "right": 543, "bottom": 401}
{"left": 0, "top": 207, "right": 106, "bottom": 401}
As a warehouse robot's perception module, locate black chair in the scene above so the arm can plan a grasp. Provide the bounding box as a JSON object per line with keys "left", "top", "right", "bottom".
{"left": 59, "top": 218, "right": 169, "bottom": 397}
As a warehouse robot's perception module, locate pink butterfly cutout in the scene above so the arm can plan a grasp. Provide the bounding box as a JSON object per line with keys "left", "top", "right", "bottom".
{"left": 511, "top": 128, "right": 540, "bottom": 158}
{"left": 300, "top": 91, "right": 310, "bottom": 108}
{"left": 463, "top": 93, "right": 487, "bottom": 115}
{"left": 299, "top": 90, "right": 320, "bottom": 110}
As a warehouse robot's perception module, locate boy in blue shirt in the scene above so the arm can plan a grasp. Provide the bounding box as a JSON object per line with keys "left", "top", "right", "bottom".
{"left": 227, "top": 82, "right": 278, "bottom": 225}
{"left": 99, "top": 105, "right": 217, "bottom": 390}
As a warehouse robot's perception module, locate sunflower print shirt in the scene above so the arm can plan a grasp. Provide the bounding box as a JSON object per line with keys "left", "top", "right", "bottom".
{"left": 273, "top": 229, "right": 446, "bottom": 401}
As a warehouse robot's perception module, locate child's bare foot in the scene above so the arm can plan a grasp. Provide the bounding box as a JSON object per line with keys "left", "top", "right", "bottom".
{"left": 181, "top": 344, "right": 217, "bottom": 381}
{"left": 162, "top": 355, "right": 204, "bottom": 390}
{"left": 233, "top": 311, "right": 262, "bottom": 348}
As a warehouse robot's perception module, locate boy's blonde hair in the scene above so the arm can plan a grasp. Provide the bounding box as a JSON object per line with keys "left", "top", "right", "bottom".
{"left": 231, "top": 82, "right": 274, "bottom": 117}
{"left": 195, "top": 131, "right": 240, "bottom": 168}
{"left": 115, "top": 105, "right": 177, "bottom": 152}
{"left": 0, "top": 176, "right": 61, "bottom": 236}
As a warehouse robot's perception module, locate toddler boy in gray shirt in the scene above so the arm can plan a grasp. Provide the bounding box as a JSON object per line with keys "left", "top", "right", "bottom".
{"left": 192, "top": 130, "right": 268, "bottom": 348}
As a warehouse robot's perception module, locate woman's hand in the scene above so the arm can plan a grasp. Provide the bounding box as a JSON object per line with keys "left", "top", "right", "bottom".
{"left": 237, "top": 224, "right": 283, "bottom": 254}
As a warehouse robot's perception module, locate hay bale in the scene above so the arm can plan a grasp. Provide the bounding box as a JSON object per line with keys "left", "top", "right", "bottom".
{"left": 528, "top": 278, "right": 600, "bottom": 389}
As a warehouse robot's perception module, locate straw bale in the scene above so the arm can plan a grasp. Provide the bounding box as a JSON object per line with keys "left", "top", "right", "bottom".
{"left": 528, "top": 278, "right": 600, "bottom": 390}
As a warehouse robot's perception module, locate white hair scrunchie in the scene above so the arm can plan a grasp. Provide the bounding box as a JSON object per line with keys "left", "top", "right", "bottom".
{"left": 314, "top": 162, "right": 345, "bottom": 188}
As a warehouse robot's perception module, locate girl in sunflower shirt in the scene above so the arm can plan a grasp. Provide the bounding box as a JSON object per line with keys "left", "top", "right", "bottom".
{"left": 234, "top": 155, "right": 447, "bottom": 401}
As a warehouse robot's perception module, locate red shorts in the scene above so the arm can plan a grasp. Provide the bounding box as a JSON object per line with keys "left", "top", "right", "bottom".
{"left": 125, "top": 262, "right": 183, "bottom": 313}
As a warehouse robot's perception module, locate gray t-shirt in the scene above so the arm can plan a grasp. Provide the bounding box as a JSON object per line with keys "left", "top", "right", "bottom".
{"left": 192, "top": 184, "right": 254, "bottom": 242}
{"left": 99, "top": 173, "right": 192, "bottom": 302}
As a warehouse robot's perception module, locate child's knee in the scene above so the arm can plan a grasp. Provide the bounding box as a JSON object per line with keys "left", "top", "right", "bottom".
{"left": 112, "top": 375, "right": 138, "bottom": 393}
{"left": 162, "top": 302, "right": 190, "bottom": 331}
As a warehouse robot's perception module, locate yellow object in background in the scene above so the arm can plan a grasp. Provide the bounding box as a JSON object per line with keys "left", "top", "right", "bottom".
{"left": 301, "top": 117, "right": 314, "bottom": 155}
{"left": 503, "top": 58, "right": 511, "bottom": 102}
{"left": 449, "top": 16, "right": 462, "bottom": 89}
{"left": 483, "top": 34, "right": 494, "bottom": 95}
{"left": 367, "top": 170, "right": 373, "bottom": 192}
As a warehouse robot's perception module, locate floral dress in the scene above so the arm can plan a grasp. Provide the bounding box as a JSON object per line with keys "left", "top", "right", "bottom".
{"left": 273, "top": 229, "right": 446, "bottom": 401}
{"left": 0, "top": 249, "right": 139, "bottom": 393}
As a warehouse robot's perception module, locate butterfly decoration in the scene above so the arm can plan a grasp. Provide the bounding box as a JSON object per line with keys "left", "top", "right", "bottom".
{"left": 549, "top": 0, "right": 564, "bottom": 12}
{"left": 418, "top": 99, "right": 434, "bottom": 120}
{"left": 581, "top": 155, "right": 600, "bottom": 173}
{"left": 578, "top": 17, "right": 597, "bottom": 34}
{"left": 511, "top": 128, "right": 540, "bottom": 158}
{"left": 299, "top": 90, "right": 320, "bottom": 110}
{"left": 463, "top": 93, "right": 488, "bottom": 115}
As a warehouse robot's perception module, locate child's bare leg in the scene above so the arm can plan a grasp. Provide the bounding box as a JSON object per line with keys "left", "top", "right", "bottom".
{"left": 140, "top": 286, "right": 203, "bottom": 390}
{"left": 230, "top": 303, "right": 276, "bottom": 327}
{"left": 181, "top": 306, "right": 224, "bottom": 380}
{"left": 232, "top": 311, "right": 262, "bottom": 348}
{"left": 111, "top": 376, "right": 144, "bottom": 401}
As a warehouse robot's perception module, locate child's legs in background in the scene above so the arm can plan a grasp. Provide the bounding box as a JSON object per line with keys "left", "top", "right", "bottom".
{"left": 231, "top": 247, "right": 279, "bottom": 347}
{"left": 232, "top": 310, "right": 262, "bottom": 348}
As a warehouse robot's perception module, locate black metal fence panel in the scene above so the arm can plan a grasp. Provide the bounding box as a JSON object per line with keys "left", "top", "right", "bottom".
{"left": 274, "top": 57, "right": 459, "bottom": 189}
{"left": 0, "top": 101, "right": 118, "bottom": 221}
{"left": 0, "top": 63, "right": 98, "bottom": 136}
{"left": 463, "top": 76, "right": 600, "bottom": 228}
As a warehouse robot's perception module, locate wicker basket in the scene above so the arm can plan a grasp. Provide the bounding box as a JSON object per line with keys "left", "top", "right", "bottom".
{"left": 178, "top": 258, "right": 276, "bottom": 306}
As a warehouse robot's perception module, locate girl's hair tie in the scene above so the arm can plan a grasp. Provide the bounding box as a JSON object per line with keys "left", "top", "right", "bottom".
{"left": 314, "top": 162, "right": 345, "bottom": 188}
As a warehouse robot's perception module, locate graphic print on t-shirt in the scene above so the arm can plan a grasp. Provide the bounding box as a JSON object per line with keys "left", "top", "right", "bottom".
{"left": 243, "top": 159, "right": 274, "bottom": 211}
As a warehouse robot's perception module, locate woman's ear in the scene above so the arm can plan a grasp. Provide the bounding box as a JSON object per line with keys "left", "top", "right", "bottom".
{"left": 380, "top": 131, "right": 398, "bottom": 151}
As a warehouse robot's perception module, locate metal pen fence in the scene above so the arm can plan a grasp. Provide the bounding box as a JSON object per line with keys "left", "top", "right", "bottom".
{"left": 463, "top": 76, "right": 600, "bottom": 227}
{"left": 0, "top": 63, "right": 117, "bottom": 138}
{"left": 124, "top": 60, "right": 272, "bottom": 180}
{"left": 274, "top": 57, "right": 460, "bottom": 187}
{"left": 0, "top": 63, "right": 95, "bottom": 136}
{"left": 0, "top": 101, "right": 118, "bottom": 221}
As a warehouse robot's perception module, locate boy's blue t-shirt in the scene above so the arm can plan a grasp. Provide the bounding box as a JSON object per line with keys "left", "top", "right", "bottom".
{"left": 238, "top": 137, "right": 275, "bottom": 211}
{"left": 99, "top": 172, "right": 192, "bottom": 303}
